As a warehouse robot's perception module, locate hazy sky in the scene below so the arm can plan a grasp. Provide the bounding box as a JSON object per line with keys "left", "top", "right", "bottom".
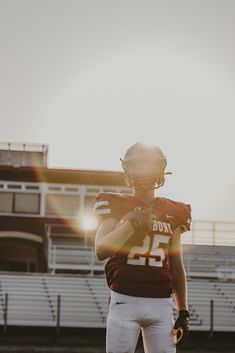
{"left": 0, "top": 0, "right": 235, "bottom": 222}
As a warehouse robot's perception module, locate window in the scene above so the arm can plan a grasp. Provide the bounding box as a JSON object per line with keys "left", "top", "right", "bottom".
{"left": 86, "top": 188, "right": 100, "bottom": 193}
{"left": 8, "top": 184, "right": 22, "bottom": 190}
{"left": 0, "top": 192, "right": 13, "bottom": 213}
{"left": 65, "top": 187, "right": 79, "bottom": 192}
{"left": 46, "top": 194, "right": 80, "bottom": 217}
{"left": 0, "top": 192, "right": 40, "bottom": 214}
{"left": 103, "top": 188, "right": 117, "bottom": 192}
{"left": 25, "top": 185, "right": 39, "bottom": 190}
{"left": 14, "top": 193, "right": 40, "bottom": 214}
{"left": 48, "top": 186, "right": 61, "bottom": 191}
{"left": 120, "top": 188, "right": 132, "bottom": 194}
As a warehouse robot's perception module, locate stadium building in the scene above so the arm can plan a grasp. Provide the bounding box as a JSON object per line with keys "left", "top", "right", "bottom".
{"left": 0, "top": 142, "right": 235, "bottom": 344}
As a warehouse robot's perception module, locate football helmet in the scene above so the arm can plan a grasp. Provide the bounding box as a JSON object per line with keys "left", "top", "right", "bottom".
{"left": 121, "top": 143, "right": 168, "bottom": 189}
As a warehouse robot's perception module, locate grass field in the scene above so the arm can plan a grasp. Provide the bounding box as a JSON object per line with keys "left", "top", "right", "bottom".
{"left": 0, "top": 345, "right": 234, "bottom": 353}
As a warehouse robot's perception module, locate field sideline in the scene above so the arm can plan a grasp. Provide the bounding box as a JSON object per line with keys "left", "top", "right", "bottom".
{"left": 0, "top": 329, "right": 234, "bottom": 353}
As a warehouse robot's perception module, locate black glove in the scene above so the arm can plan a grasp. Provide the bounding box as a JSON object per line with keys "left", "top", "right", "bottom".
{"left": 173, "top": 310, "right": 190, "bottom": 346}
{"left": 122, "top": 207, "right": 154, "bottom": 233}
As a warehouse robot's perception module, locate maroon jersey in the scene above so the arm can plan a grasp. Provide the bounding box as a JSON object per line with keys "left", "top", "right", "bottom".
{"left": 94, "top": 192, "right": 191, "bottom": 298}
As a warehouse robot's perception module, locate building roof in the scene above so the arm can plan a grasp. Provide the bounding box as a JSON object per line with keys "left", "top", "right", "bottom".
{"left": 0, "top": 165, "right": 126, "bottom": 186}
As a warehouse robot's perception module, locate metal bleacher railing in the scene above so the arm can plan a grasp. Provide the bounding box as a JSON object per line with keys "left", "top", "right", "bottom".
{"left": 45, "top": 224, "right": 105, "bottom": 274}
{"left": 0, "top": 142, "right": 48, "bottom": 167}
{"left": 48, "top": 245, "right": 103, "bottom": 273}
{"left": 45, "top": 220, "right": 235, "bottom": 275}
{"left": 181, "top": 220, "right": 235, "bottom": 246}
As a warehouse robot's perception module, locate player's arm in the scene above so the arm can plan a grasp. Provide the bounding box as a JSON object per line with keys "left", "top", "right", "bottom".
{"left": 168, "top": 228, "right": 188, "bottom": 311}
{"left": 94, "top": 199, "right": 154, "bottom": 261}
{"left": 168, "top": 228, "right": 190, "bottom": 345}
{"left": 95, "top": 217, "right": 136, "bottom": 261}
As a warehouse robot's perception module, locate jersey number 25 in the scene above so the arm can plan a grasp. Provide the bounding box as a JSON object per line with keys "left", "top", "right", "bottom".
{"left": 127, "top": 234, "right": 170, "bottom": 267}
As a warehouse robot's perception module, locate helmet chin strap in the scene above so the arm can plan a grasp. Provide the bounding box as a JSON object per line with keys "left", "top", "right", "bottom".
{"left": 155, "top": 172, "right": 172, "bottom": 189}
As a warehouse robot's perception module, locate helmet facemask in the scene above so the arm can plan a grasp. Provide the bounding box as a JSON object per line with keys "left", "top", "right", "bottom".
{"left": 122, "top": 158, "right": 166, "bottom": 191}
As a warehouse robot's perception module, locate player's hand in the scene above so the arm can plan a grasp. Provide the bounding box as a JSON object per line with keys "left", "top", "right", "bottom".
{"left": 122, "top": 207, "right": 155, "bottom": 233}
{"left": 172, "top": 310, "right": 190, "bottom": 346}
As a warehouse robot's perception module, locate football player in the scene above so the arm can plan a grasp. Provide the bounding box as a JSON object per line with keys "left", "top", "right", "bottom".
{"left": 94, "top": 143, "right": 191, "bottom": 353}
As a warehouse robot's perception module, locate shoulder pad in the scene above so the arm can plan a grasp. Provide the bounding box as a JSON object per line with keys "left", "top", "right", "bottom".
{"left": 93, "top": 192, "right": 124, "bottom": 220}
{"left": 164, "top": 198, "right": 192, "bottom": 232}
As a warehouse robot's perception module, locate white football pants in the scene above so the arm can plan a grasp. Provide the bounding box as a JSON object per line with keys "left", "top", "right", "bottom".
{"left": 106, "top": 290, "right": 176, "bottom": 353}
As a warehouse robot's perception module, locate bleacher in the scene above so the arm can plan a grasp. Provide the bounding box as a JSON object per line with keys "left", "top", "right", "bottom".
{"left": 43, "top": 275, "right": 109, "bottom": 327}
{"left": 0, "top": 274, "right": 110, "bottom": 328}
{"left": 183, "top": 244, "right": 235, "bottom": 279}
{"left": 0, "top": 243, "right": 235, "bottom": 332}
{"left": 187, "top": 279, "right": 235, "bottom": 331}
{"left": 0, "top": 272, "right": 234, "bottom": 331}
{"left": 0, "top": 274, "right": 53, "bottom": 326}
